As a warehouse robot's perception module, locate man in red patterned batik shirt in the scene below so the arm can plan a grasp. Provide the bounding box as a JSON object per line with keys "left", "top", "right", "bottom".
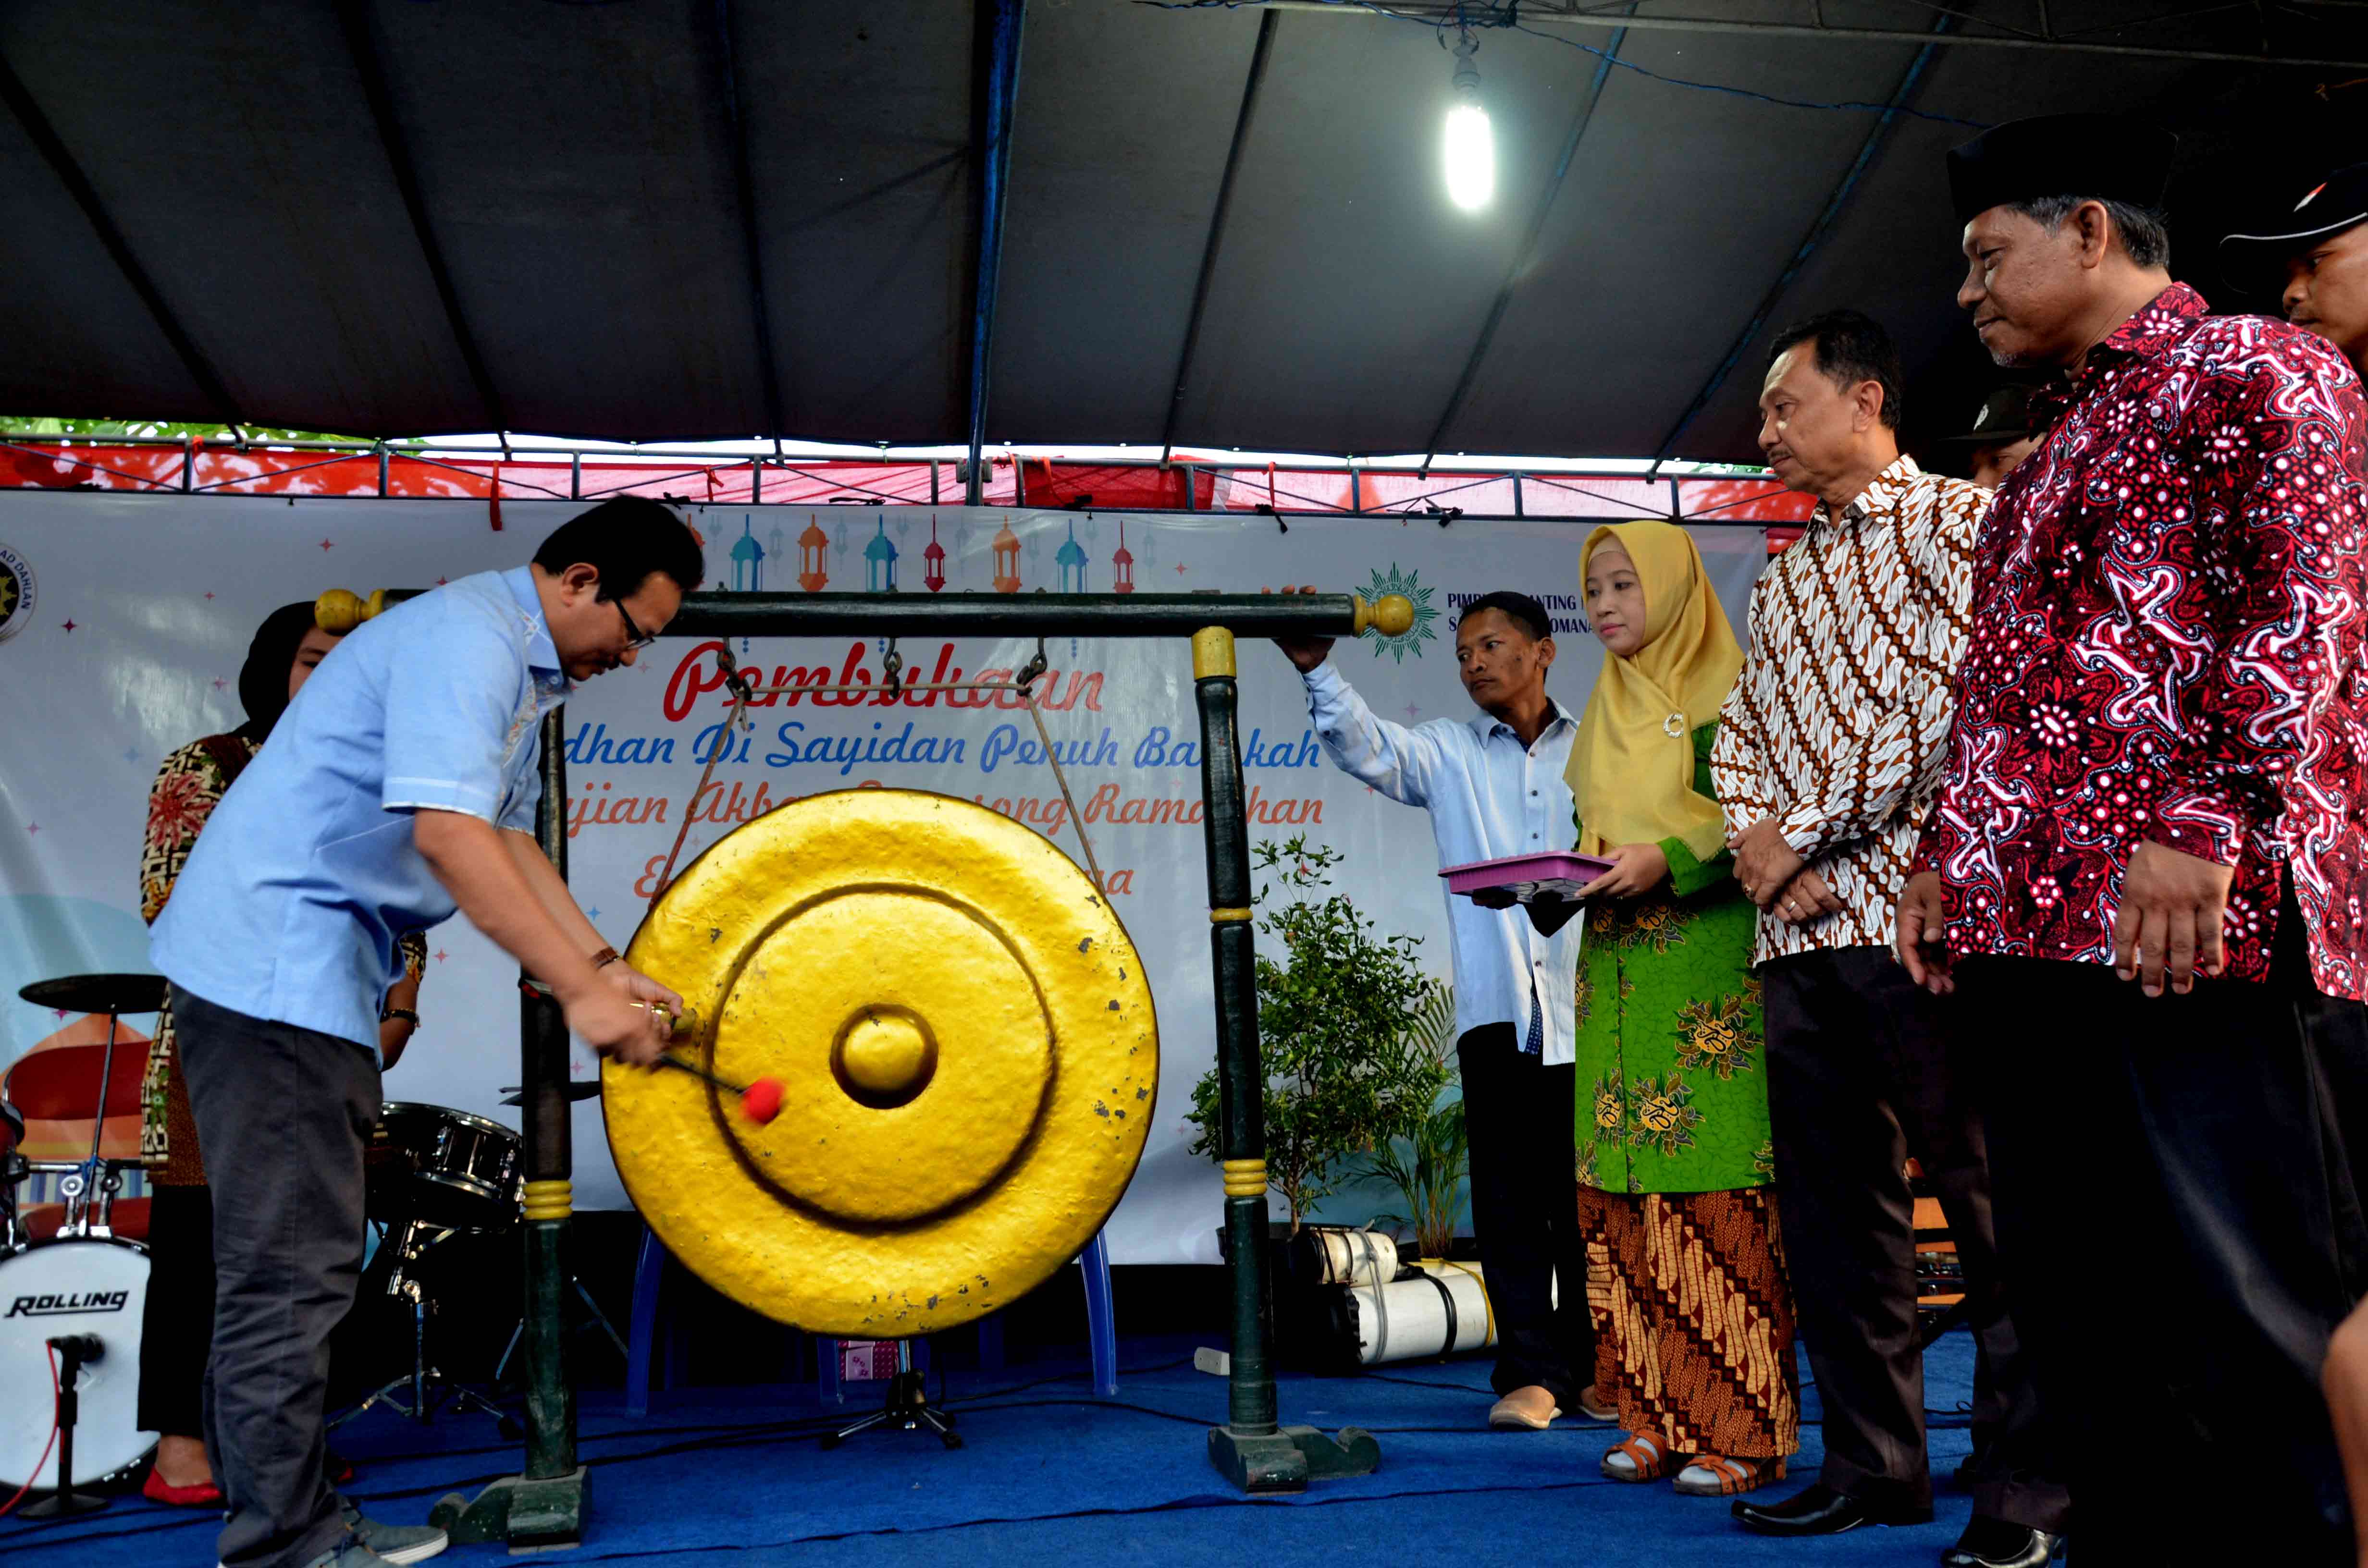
{"left": 1897, "top": 114, "right": 2368, "bottom": 1560}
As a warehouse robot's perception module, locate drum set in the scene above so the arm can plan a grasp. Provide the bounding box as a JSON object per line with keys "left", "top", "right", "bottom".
{"left": 0, "top": 973, "right": 572, "bottom": 1506}
{"left": 0, "top": 974, "right": 160, "bottom": 1513}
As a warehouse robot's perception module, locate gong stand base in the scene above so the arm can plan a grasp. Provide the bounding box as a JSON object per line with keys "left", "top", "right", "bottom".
{"left": 1207, "top": 1424, "right": 1381, "bottom": 1494}
{"left": 823, "top": 1367, "right": 962, "bottom": 1451}
{"left": 430, "top": 1465, "right": 587, "bottom": 1554}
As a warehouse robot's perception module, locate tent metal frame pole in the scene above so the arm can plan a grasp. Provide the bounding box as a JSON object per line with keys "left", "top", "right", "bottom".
{"left": 1650, "top": 14, "right": 1950, "bottom": 470}
{"left": 332, "top": 0, "right": 507, "bottom": 434}
{"left": 709, "top": 0, "right": 787, "bottom": 441}
{"left": 0, "top": 429, "right": 1773, "bottom": 481}
{"left": 1160, "top": 10, "right": 1282, "bottom": 466}
{"left": 1418, "top": 8, "right": 1632, "bottom": 472}
{"left": 964, "top": 0, "right": 1027, "bottom": 505}
{"left": 1247, "top": 0, "right": 2368, "bottom": 69}
{"left": 0, "top": 52, "right": 244, "bottom": 427}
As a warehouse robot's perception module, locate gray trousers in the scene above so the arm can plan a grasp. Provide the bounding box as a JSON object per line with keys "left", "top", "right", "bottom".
{"left": 173, "top": 984, "right": 379, "bottom": 1568}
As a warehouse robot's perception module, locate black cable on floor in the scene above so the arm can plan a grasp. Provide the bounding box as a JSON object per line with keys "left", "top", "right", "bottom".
{"left": 548, "top": 1476, "right": 1629, "bottom": 1563}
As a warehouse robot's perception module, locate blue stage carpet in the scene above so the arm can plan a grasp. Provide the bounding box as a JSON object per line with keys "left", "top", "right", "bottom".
{"left": 1, "top": 1329, "right": 1982, "bottom": 1565}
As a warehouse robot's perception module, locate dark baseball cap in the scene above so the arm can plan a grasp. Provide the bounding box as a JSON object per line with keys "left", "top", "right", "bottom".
{"left": 1931, "top": 386, "right": 2035, "bottom": 446}
{"left": 2220, "top": 163, "right": 2368, "bottom": 294}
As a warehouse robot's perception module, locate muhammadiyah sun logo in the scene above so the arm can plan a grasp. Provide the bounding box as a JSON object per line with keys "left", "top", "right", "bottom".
{"left": 1358, "top": 564, "right": 1437, "bottom": 663}
{"left": 0, "top": 542, "right": 32, "bottom": 643}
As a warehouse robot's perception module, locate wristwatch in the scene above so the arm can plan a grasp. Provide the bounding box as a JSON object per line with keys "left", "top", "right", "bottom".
{"left": 381, "top": 1006, "right": 421, "bottom": 1029}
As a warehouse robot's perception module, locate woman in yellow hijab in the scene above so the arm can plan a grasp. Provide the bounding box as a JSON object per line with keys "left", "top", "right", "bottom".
{"left": 1566, "top": 521, "right": 1798, "bottom": 1498}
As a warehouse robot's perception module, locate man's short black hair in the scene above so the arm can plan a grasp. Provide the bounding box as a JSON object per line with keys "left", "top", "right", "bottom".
{"left": 1456, "top": 591, "right": 1552, "bottom": 642}
{"left": 1768, "top": 308, "right": 1905, "bottom": 429}
{"left": 2009, "top": 194, "right": 2171, "bottom": 271}
{"left": 532, "top": 497, "right": 705, "bottom": 601}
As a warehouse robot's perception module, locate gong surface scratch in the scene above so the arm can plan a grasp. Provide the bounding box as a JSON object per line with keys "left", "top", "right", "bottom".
{"left": 604, "top": 788, "right": 1159, "bottom": 1336}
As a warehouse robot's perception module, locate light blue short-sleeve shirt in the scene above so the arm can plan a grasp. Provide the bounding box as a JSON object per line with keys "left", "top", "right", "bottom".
{"left": 151, "top": 568, "right": 572, "bottom": 1053}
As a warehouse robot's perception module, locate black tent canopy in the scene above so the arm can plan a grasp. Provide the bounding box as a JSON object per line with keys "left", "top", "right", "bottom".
{"left": 2, "top": 0, "right": 2362, "bottom": 466}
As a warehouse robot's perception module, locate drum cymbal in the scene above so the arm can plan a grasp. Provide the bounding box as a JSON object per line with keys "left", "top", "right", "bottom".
{"left": 17, "top": 973, "right": 168, "bottom": 1015}
{"left": 606, "top": 788, "right": 1157, "bottom": 1339}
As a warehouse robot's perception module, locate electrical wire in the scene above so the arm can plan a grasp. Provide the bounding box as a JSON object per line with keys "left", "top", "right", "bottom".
{"left": 1137, "top": 0, "right": 1991, "bottom": 128}
{"left": 0, "top": 1346, "right": 62, "bottom": 1519}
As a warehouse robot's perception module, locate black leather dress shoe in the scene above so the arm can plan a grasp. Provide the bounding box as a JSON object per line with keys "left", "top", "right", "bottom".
{"left": 1732, "top": 1483, "right": 1935, "bottom": 1536}
{"left": 1940, "top": 1516, "right": 2063, "bottom": 1568}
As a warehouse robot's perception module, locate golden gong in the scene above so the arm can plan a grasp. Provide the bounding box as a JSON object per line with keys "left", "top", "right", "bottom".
{"left": 604, "top": 788, "right": 1157, "bottom": 1337}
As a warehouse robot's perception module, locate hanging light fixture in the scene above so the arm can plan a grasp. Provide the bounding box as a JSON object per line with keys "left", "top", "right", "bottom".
{"left": 1443, "top": 28, "right": 1493, "bottom": 212}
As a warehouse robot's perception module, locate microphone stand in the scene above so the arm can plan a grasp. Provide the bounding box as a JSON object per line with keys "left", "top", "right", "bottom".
{"left": 22, "top": 1335, "right": 110, "bottom": 1517}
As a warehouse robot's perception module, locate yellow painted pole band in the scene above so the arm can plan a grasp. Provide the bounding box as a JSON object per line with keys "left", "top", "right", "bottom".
{"left": 1191, "top": 626, "right": 1236, "bottom": 680}
{"left": 1210, "top": 907, "right": 1253, "bottom": 923}
{"left": 1221, "top": 1158, "right": 1269, "bottom": 1197}
{"left": 1352, "top": 594, "right": 1373, "bottom": 636}
{"left": 522, "top": 1179, "right": 573, "bottom": 1222}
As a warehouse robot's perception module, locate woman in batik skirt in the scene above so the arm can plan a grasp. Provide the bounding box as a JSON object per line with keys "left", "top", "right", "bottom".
{"left": 1563, "top": 520, "right": 1798, "bottom": 1498}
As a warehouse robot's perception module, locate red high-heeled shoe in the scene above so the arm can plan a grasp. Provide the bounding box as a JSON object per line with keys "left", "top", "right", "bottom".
{"left": 141, "top": 1468, "right": 223, "bottom": 1508}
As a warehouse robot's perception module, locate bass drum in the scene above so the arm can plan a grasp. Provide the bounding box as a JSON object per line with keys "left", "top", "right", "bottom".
{"left": 0, "top": 1237, "right": 156, "bottom": 1489}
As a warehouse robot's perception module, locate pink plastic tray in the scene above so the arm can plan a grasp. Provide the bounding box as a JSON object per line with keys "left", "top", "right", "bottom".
{"left": 1438, "top": 850, "right": 1616, "bottom": 895}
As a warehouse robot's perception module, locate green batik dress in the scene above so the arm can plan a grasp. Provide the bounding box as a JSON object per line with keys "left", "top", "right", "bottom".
{"left": 1571, "top": 720, "right": 1796, "bottom": 1461}
{"left": 1572, "top": 721, "right": 1772, "bottom": 1197}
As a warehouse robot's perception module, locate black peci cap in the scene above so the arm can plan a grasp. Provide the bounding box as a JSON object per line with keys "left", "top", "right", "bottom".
{"left": 2219, "top": 163, "right": 2368, "bottom": 295}
{"left": 1931, "top": 386, "right": 2035, "bottom": 446}
{"left": 1946, "top": 113, "right": 2177, "bottom": 226}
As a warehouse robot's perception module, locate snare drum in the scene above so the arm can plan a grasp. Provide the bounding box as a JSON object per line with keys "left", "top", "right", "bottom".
{"left": 367, "top": 1103, "right": 523, "bottom": 1233}
{"left": 0, "top": 1237, "right": 156, "bottom": 1490}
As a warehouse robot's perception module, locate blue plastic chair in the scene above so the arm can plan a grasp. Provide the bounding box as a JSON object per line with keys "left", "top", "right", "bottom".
{"left": 625, "top": 1224, "right": 1117, "bottom": 1416}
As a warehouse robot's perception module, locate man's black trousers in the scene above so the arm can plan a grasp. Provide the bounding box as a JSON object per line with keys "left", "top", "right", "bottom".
{"left": 1956, "top": 906, "right": 2357, "bottom": 1562}
{"left": 1762, "top": 945, "right": 2067, "bottom": 1533}
{"left": 1455, "top": 1022, "right": 1592, "bottom": 1403}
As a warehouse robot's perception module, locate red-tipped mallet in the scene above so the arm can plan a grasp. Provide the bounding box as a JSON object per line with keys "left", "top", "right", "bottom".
{"left": 634, "top": 1003, "right": 785, "bottom": 1125}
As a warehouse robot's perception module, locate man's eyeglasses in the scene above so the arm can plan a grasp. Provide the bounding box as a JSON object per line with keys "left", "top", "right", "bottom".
{"left": 614, "top": 600, "right": 657, "bottom": 652}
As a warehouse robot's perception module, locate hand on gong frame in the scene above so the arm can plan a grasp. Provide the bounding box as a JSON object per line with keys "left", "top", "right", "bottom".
{"left": 1270, "top": 584, "right": 1332, "bottom": 672}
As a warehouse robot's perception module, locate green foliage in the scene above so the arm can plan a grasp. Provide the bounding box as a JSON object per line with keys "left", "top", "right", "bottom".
{"left": 0, "top": 416, "right": 395, "bottom": 445}
{"left": 1356, "top": 983, "right": 1468, "bottom": 1260}
{"left": 1186, "top": 836, "right": 1450, "bottom": 1234}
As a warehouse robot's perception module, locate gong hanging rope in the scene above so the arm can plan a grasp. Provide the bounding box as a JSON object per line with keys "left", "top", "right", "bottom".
{"left": 642, "top": 639, "right": 1107, "bottom": 913}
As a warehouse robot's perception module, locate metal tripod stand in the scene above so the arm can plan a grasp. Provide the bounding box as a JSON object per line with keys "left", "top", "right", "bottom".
{"left": 334, "top": 1222, "right": 518, "bottom": 1436}
{"left": 822, "top": 1340, "right": 960, "bottom": 1450}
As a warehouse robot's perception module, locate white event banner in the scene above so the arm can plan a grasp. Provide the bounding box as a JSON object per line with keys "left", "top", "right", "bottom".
{"left": 0, "top": 493, "right": 1764, "bottom": 1263}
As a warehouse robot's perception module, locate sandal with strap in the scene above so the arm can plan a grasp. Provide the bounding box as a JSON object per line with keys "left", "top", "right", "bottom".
{"left": 1673, "top": 1453, "right": 1786, "bottom": 1497}
{"left": 1600, "top": 1432, "right": 1672, "bottom": 1482}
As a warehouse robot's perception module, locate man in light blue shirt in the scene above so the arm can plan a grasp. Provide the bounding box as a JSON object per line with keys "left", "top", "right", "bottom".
{"left": 1276, "top": 591, "right": 1593, "bottom": 1434}
{"left": 149, "top": 498, "right": 702, "bottom": 1568}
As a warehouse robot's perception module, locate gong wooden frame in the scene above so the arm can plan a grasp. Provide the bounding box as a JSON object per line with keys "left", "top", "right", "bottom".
{"left": 436, "top": 588, "right": 1400, "bottom": 1533}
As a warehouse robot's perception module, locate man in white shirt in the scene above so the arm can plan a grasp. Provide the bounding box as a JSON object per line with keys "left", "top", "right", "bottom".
{"left": 1275, "top": 591, "right": 1593, "bottom": 1431}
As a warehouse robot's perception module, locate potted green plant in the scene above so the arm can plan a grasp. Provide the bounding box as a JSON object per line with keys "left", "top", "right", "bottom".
{"left": 1354, "top": 984, "right": 1468, "bottom": 1262}
{"left": 1185, "top": 837, "right": 1447, "bottom": 1238}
